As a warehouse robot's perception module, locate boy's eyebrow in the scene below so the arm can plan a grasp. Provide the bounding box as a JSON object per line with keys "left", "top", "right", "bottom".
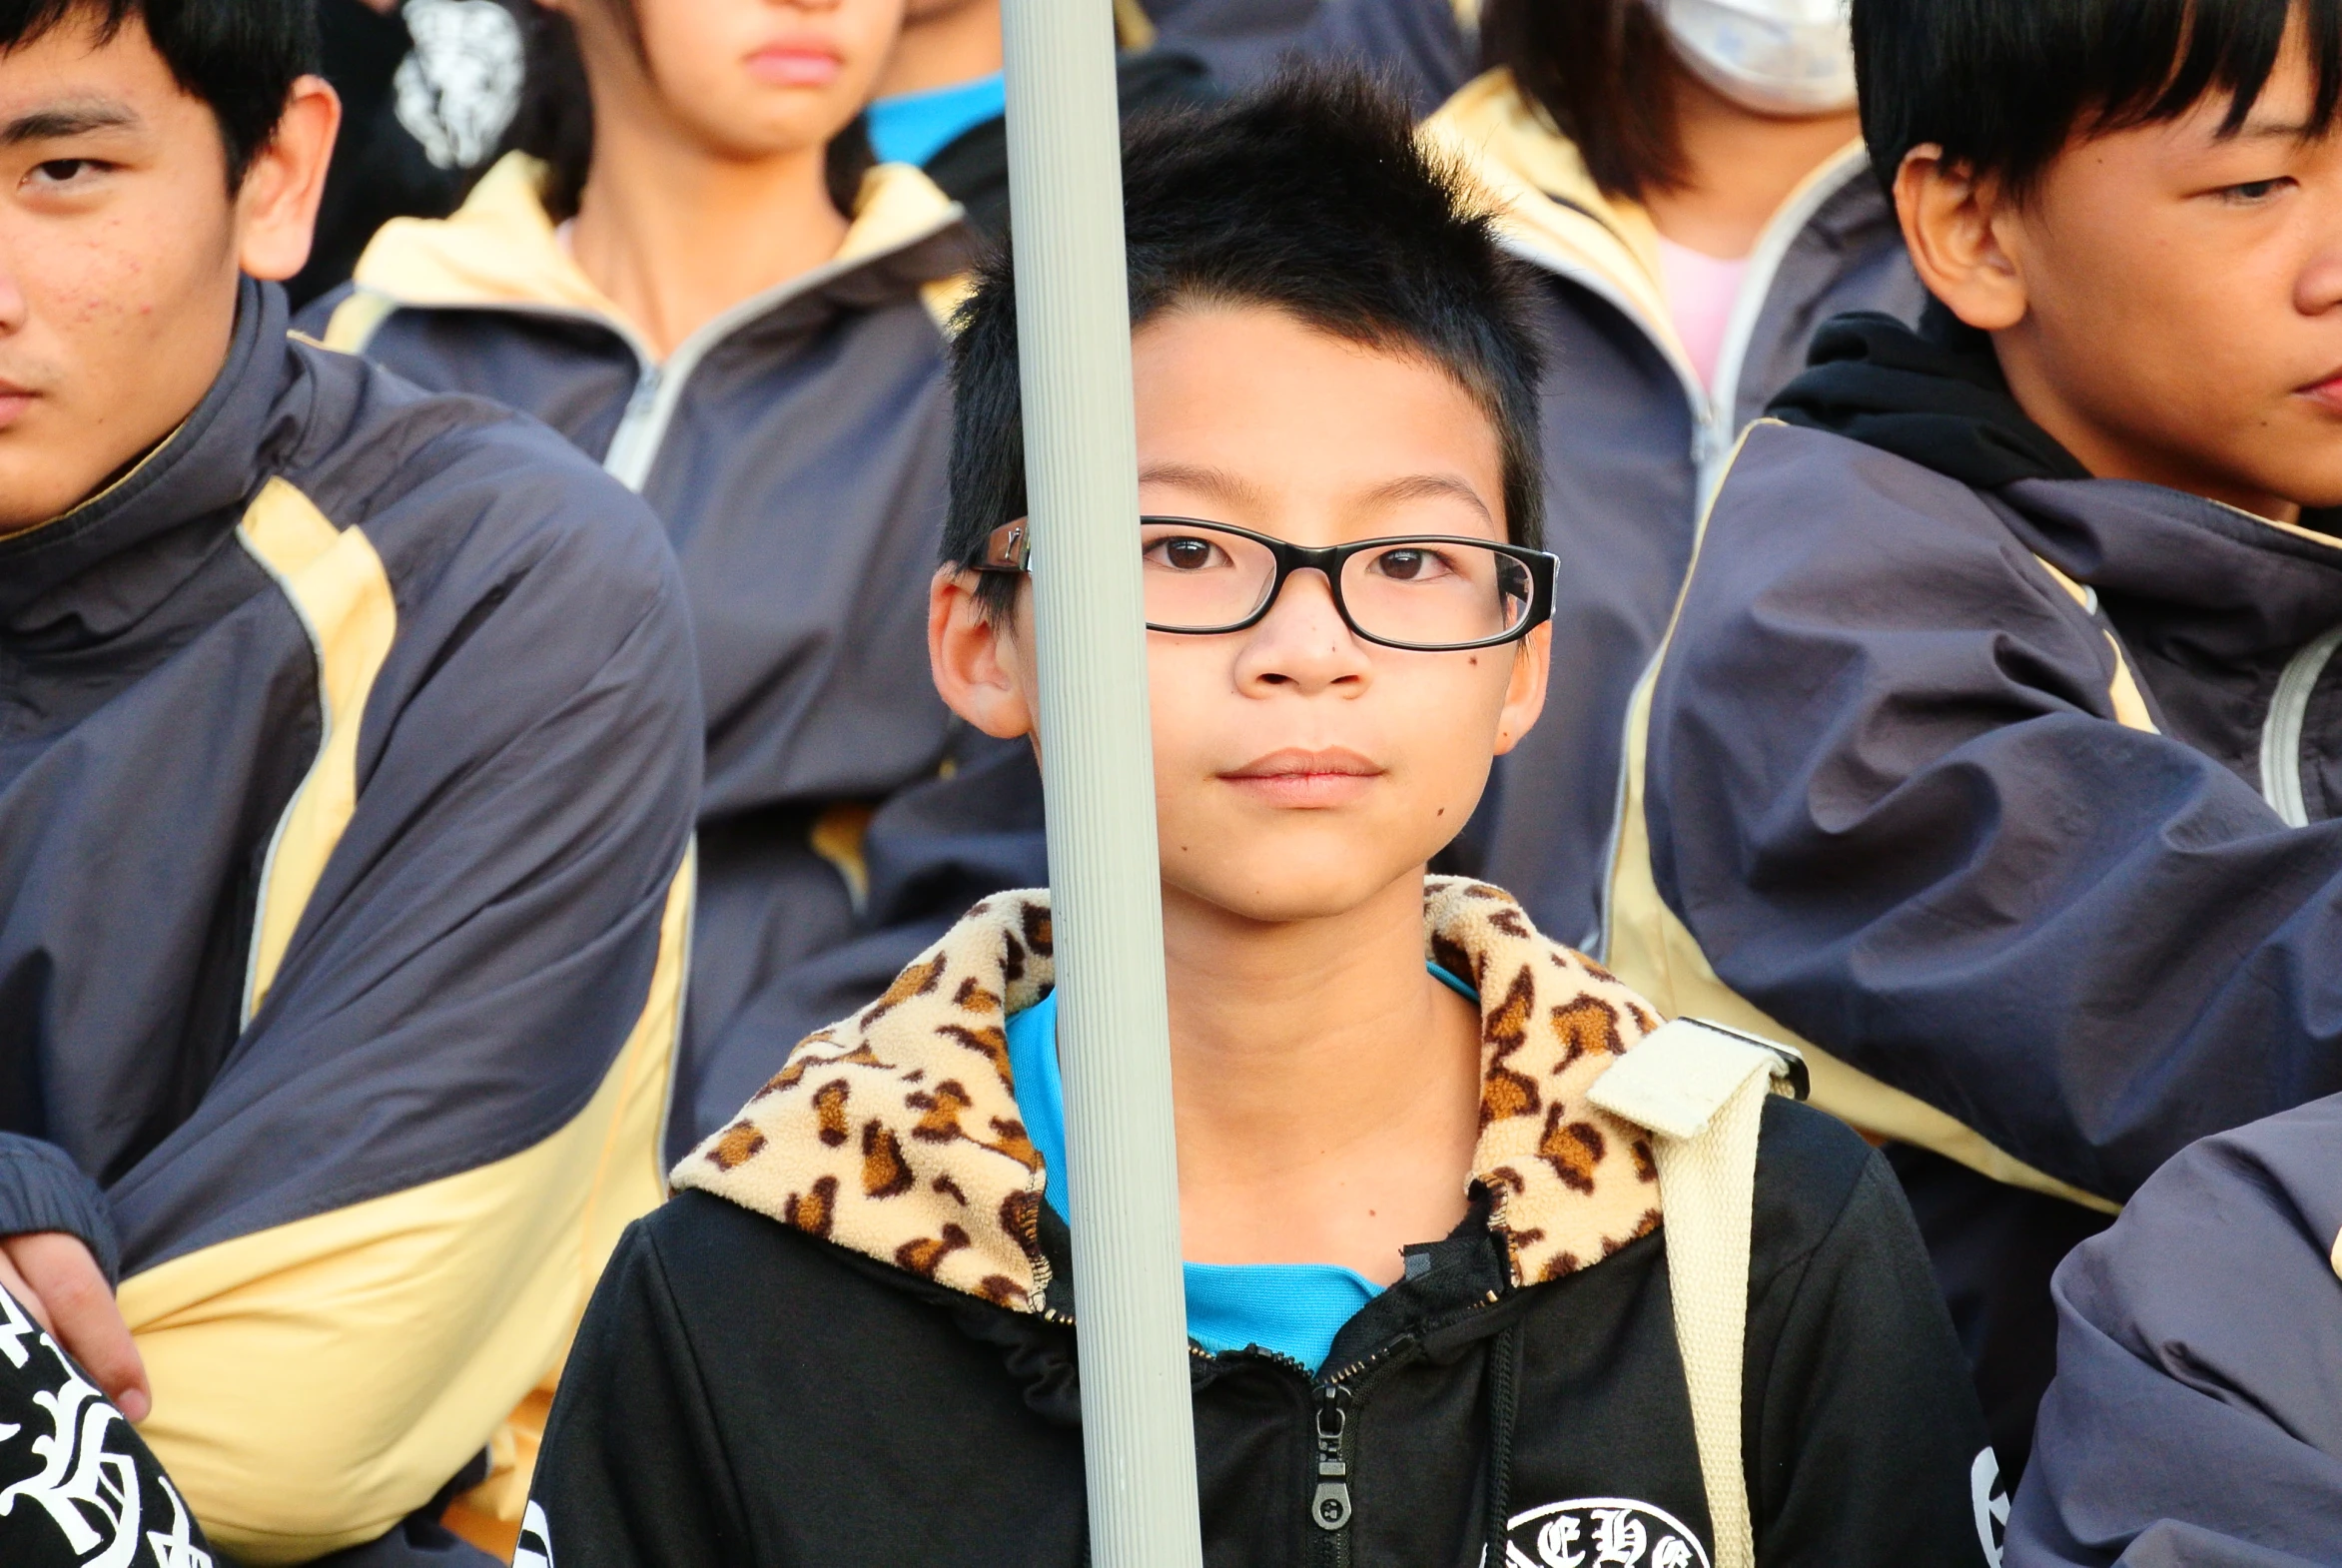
{"left": 1137, "top": 464, "right": 1495, "bottom": 525}
{"left": 1137, "top": 461, "right": 1274, "bottom": 512}
{"left": 1357, "top": 472, "right": 1496, "bottom": 524}
{"left": 0, "top": 99, "right": 141, "bottom": 146}
{"left": 2220, "top": 110, "right": 2323, "bottom": 142}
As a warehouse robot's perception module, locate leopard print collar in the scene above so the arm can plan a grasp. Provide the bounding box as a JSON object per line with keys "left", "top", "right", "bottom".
{"left": 674, "top": 877, "right": 1669, "bottom": 1312}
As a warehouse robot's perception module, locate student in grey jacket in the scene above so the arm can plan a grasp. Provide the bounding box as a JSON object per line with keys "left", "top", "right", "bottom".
{"left": 2008, "top": 1095, "right": 2342, "bottom": 1566}
{"left": 0, "top": 1, "right": 698, "bottom": 1557}
{"left": 305, "top": 0, "right": 1049, "bottom": 1159}
{"left": 1609, "top": 0, "right": 2342, "bottom": 1482}
{"left": 1421, "top": 0, "right": 1923, "bottom": 958}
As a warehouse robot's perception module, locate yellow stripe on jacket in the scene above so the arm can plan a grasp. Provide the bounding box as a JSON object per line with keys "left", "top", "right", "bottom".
{"left": 236, "top": 478, "right": 398, "bottom": 1022}
{"left": 120, "top": 852, "right": 693, "bottom": 1563}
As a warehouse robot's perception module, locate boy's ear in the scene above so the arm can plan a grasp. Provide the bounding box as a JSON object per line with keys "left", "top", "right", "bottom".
{"left": 929, "top": 566, "right": 1039, "bottom": 740}
{"left": 1493, "top": 622, "right": 1550, "bottom": 758}
{"left": 236, "top": 76, "right": 341, "bottom": 282}
{"left": 1895, "top": 144, "right": 2028, "bottom": 334}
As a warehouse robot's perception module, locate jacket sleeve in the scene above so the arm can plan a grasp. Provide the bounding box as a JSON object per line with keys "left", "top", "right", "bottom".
{"left": 105, "top": 447, "right": 702, "bottom": 1564}
{"left": 2005, "top": 1098, "right": 2342, "bottom": 1567}
{"left": 1746, "top": 1107, "right": 1999, "bottom": 1568}
{"left": 524, "top": 1220, "right": 749, "bottom": 1568}
{"left": 0, "top": 1134, "right": 120, "bottom": 1283}
{"left": 1645, "top": 425, "right": 2342, "bottom": 1201}
{"left": 682, "top": 734, "right": 1047, "bottom": 1148}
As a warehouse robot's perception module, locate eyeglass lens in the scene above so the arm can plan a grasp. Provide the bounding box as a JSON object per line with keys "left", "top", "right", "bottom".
{"left": 1139, "top": 522, "right": 1533, "bottom": 648}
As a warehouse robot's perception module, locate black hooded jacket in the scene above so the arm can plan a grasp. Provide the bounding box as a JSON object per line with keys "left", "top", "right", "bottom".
{"left": 528, "top": 885, "right": 1997, "bottom": 1568}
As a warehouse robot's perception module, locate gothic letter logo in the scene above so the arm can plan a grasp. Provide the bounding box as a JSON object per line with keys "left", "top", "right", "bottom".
{"left": 1499, "top": 1497, "right": 1710, "bottom": 1568}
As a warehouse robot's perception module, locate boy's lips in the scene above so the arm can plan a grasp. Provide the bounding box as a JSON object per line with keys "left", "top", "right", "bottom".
{"left": 0, "top": 381, "right": 32, "bottom": 432}
{"left": 1218, "top": 747, "right": 1383, "bottom": 808}
{"left": 747, "top": 41, "right": 844, "bottom": 87}
{"left": 2302, "top": 372, "right": 2342, "bottom": 412}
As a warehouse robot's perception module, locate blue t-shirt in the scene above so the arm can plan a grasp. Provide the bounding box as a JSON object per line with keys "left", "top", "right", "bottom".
{"left": 1005, "top": 964, "right": 1478, "bottom": 1373}
{"left": 865, "top": 73, "right": 1008, "bottom": 170}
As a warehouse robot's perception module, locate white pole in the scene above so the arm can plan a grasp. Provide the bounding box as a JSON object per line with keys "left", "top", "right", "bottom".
{"left": 998, "top": 2, "right": 1205, "bottom": 1565}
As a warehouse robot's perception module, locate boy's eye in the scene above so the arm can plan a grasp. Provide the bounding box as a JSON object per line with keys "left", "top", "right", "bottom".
{"left": 1366, "top": 547, "right": 1451, "bottom": 582}
{"left": 2217, "top": 176, "right": 2293, "bottom": 204}
{"left": 1147, "top": 535, "right": 1226, "bottom": 571}
{"left": 26, "top": 158, "right": 103, "bottom": 188}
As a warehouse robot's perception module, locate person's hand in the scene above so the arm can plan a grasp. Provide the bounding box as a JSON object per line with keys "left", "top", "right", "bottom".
{"left": 0, "top": 1232, "right": 150, "bottom": 1421}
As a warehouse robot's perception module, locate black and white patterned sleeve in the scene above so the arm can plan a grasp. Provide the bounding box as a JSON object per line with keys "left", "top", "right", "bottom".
{"left": 0, "top": 1286, "right": 213, "bottom": 1568}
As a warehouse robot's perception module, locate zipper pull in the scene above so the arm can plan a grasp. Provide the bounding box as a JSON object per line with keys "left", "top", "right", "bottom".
{"left": 1311, "top": 1385, "right": 1352, "bottom": 1532}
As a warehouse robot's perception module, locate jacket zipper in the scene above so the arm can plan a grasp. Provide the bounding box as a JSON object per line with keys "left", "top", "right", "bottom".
{"left": 1038, "top": 1249, "right": 1507, "bottom": 1561}
{"left": 1298, "top": 1291, "right": 1503, "bottom": 1565}
{"left": 1500, "top": 142, "right": 1872, "bottom": 507}
{"left": 1312, "top": 1382, "right": 1354, "bottom": 1561}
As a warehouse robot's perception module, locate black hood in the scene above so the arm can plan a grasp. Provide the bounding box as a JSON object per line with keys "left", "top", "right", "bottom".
{"left": 1770, "top": 300, "right": 2342, "bottom": 544}
{"left": 1767, "top": 301, "right": 2091, "bottom": 490}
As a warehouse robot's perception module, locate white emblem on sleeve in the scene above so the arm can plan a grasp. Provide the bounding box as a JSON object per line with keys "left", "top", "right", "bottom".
{"left": 1500, "top": 1498, "right": 1711, "bottom": 1568}
{"left": 0, "top": 1353, "right": 144, "bottom": 1568}
{"left": 1970, "top": 1448, "right": 2009, "bottom": 1567}
{"left": 514, "top": 1498, "right": 556, "bottom": 1568}
{"left": 0, "top": 1282, "right": 38, "bottom": 1370}
{"left": 145, "top": 1479, "right": 212, "bottom": 1568}
{"left": 0, "top": 1287, "right": 213, "bottom": 1567}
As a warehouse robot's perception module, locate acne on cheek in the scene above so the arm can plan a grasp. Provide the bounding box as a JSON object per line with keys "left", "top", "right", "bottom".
{"left": 56, "top": 232, "right": 151, "bottom": 326}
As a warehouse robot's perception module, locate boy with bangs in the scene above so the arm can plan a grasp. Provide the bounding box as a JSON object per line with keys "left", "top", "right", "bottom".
{"left": 1610, "top": 0, "right": 2342, "bottom": 1481}
{"left": 524, "top": 72, "right": 1994, "bottom": 1568}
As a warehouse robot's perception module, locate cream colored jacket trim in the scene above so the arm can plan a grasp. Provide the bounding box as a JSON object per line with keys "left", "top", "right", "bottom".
{"left": 336, "top": 153, "right": 966, "bottom": 353}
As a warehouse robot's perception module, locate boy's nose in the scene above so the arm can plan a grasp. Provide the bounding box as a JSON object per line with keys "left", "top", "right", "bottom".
{"left": 1230, "top": 568, "right": 1372, "bottom": 694}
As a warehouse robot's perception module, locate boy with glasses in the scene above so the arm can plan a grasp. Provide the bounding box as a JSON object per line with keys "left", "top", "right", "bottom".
{"left": 523, "top": 73, "right": 1995, "bottom": 1568}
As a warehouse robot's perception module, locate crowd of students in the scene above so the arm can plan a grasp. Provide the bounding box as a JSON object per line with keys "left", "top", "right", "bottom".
{"left": 0, "top": 0, "right": 2336, "bottom": 1564}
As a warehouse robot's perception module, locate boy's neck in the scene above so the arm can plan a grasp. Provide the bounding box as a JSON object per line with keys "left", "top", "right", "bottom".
{"left": 568, "top": 102, "right": 848, "bottom": 362}
{"left": 874, "top": 0, "right": 1005, "bottom": 101}
{"left": 1159, "top": 868, "right": 1484, "bottom": 1286}
{"left": 1994, "top": 333, "right": 2306, "bottom": 524}
{"left": 1639, "top": 65, "right": 1861, "bottom": 261}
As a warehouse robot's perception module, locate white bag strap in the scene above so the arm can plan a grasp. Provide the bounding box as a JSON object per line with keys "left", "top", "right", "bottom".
{"left": 1588, "top": 1018, "right": 1803, "bottom": 1568}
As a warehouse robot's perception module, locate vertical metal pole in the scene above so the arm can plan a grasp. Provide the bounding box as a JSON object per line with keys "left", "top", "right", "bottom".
{"left": 1000, "top": 2, "right": 1204, "bottom": 1565}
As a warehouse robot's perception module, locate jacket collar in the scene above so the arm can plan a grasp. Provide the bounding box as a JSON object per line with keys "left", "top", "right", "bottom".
{"left": 350, "top": 152, "right": 970, "bottom": 352}
{"left": 1423, "top": 69, "right": 1874, "bottom": 388}
{"left": 675, "top": 878, "right": 1672, "bottom": 1312}
{"left": 2000, "top": 476, "right": 2342, "bottom": 663}
{"left": 1772, "top": 306, "right": 2342, "bottom": 657}
{"left": 0, "top": 278, "right": 293, "bottom": 633}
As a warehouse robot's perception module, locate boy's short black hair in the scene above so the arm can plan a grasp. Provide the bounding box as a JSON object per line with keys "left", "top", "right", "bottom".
{"left": 942, "top": 68, "right": 1547, "bottom": 614}
{"left": 1857, "top": 0, "right": 2342, "bottom": 200}
{"left": 0, "top": 0, "right": 318, "bottom": 189}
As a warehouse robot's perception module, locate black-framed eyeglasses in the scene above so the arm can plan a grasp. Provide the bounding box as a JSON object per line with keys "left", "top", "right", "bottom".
{"left": 975, "top": 516, "right": 1556, "bottom": 653}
